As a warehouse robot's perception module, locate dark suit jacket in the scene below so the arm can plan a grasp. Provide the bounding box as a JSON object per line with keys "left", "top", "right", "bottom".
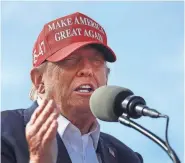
{"left": 1, "top": 102, "right": 143, "bottom": 163}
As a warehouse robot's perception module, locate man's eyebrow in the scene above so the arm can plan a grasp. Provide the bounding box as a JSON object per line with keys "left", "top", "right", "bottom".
{"left": 65, "top": 55, "right": 78, "bottom": 59}
{"left": 94, "top": 53, "right": 104, "bottom": 57}
{"left": 94, "top": 52, "right": 106, "bottom": 60}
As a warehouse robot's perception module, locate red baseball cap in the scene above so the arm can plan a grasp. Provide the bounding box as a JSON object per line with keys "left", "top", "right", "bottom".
{"left": 32, "top": 12, "right": 116, "bottom": 67}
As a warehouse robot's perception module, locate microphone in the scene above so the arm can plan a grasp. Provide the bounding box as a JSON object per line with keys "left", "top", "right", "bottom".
{"left": 90, "top": 85, "right": 162, "bottom": 122}
{"left": 90, "top": 86, "right": 181, "bottom": 163}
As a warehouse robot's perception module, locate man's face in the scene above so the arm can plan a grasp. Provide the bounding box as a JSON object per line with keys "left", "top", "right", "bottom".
{"left": 43, "top": 46, "right": 108, "bottom": 117}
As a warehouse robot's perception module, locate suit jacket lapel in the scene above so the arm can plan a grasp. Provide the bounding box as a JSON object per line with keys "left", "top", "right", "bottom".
{"left": 56, "top": 133, "right": 72, "bottom": 163}
{"left": 97, "top": 134, "right": 118, "bottom": 163}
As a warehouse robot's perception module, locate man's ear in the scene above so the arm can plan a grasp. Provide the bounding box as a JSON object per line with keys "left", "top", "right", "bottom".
{"left": 30, "top": 68, "right": 45, "bottom": 94}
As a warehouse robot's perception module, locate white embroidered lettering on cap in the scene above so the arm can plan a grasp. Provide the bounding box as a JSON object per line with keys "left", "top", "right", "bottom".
{"left": 52, "top": 15, "right": 105, "bottom": 43}
{"left": 33, "top": 40, "right": 46, "bottom": 64}
{"left": 48, "top": 18, "right": 74, "bottom": 31}
{"left": 48, "top": 15, "right": 105, "bottom": 34}
{"left": 55, "top": 28, "right": 82, "bottom": 41}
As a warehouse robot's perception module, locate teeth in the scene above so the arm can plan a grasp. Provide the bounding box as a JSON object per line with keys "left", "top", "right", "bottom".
{"left": 75, "top": 84, "right": 94, "bottom": 92}
{"left": 80, "top": 85, "right": 91, "bottom": 89}
{"left": 78, "top": 89, "right": 90, "bottom": 93}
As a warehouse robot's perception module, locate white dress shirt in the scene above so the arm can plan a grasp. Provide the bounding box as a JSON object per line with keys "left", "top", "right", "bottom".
{"left": 57, "top": 115, "right": 100, "bottom": 163}
{"left": 37, "top": 98, "right": 100, "bottom": 163}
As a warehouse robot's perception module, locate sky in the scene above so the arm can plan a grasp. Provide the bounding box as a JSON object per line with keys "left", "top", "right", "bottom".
{"left": 1, "top": 1, "right": 184, "bottom": 163}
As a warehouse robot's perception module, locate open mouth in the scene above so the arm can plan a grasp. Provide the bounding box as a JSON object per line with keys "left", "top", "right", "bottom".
{"left": 74, "top": 84, "right": 95, "bottom": 93}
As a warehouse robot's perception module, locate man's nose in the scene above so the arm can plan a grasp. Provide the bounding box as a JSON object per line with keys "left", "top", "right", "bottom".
{"left": 77, "top": 58, "right": 93, "bottom": 77}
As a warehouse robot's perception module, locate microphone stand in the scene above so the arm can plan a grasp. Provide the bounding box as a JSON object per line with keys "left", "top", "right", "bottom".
{"left": 118, "top": 114, "right": 180, "bottom": 163}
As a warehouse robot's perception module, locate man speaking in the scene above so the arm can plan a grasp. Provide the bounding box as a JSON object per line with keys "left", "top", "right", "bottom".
{"left": 1, "top": 12, "right": 143, "bottom": 163}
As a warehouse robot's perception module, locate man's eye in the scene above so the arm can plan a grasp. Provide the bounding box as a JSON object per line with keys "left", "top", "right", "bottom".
{"left": 93, "top": 58, "right": 104, "bottom": 66}
{"left": 64, "top": 58, "right": 79, "bottom": 64}
{"left": 95, "top": 59, "right": 101, "bottom": 63}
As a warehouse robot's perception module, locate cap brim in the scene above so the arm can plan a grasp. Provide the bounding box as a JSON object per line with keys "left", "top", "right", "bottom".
{"left": 46, "top": 41, "right": 116, "bottom": 63}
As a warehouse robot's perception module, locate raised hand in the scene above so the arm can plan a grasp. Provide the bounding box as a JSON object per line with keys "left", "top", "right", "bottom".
{"left": 26, "top": 99, "right": 59, "bottom": 163}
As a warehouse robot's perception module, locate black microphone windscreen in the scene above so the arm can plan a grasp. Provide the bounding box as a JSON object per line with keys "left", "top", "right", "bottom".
{"left": 90, "top": 85, "right": 133, "bottom": 122}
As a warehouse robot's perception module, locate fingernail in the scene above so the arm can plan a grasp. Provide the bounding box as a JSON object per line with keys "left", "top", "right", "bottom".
{"left": 49, "top": 99, "right": 54, "bottom": 105}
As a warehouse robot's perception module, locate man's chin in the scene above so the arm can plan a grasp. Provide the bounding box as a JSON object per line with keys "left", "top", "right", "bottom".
{"left": 68, "top": 94, "right": 92, "bottom": 110}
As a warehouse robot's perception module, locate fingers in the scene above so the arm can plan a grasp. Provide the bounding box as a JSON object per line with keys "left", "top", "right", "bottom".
{"left": 33, "top": 100, "right": 55, "bottom": 129}
{"left": 29, "top": 99, "right": 48, "bottom": 125}
{"left": 27, "top": 100, "right": 58, "bottom": 136}
{"left": 26, "top": 99, "right": 59, "bottom": 163}
{"left": 26, "top": 99, "right": 59, "bottom": 141}
{"left": 37, "top": 112, "right": 59, "bottom": 138}
{"left": 42, "top": 120, "right": 58, "bottom": 145}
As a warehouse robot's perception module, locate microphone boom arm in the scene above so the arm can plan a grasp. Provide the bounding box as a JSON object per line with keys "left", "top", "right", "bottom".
{"left": 118, "top": 114, "right": 180, "bottom": 163}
